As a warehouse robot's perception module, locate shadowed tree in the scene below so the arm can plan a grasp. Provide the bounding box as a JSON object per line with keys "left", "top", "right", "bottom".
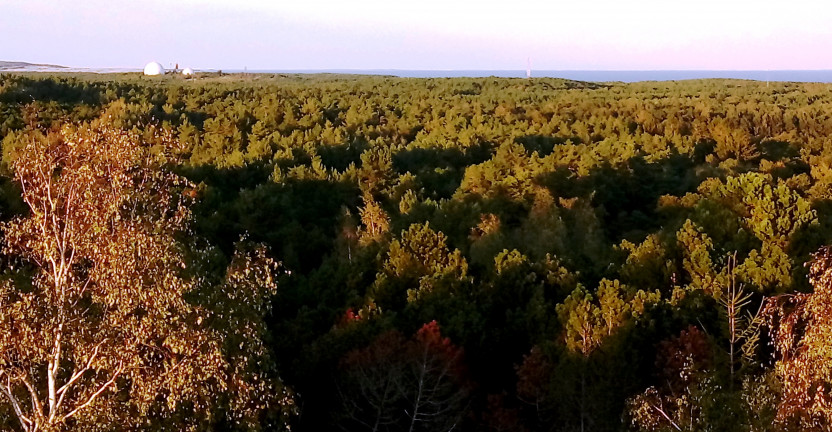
{"left": 338, "top": 321, "right": 470, "bottom": 432}
{"left": 627, "top": 326, "right": 714, "bottom": 432}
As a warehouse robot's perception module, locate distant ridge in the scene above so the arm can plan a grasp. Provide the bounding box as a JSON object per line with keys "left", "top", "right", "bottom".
{"left": 0, "top": 61, "right": 67, "bottom": 71}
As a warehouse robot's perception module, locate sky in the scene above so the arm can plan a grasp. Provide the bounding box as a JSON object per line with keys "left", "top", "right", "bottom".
{"left": 3, "top": 0, "right": 832, "bottom": 71}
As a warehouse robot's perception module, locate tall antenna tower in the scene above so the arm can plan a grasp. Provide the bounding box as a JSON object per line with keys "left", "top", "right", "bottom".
{"left": 526, "top": 57, "right": 532, "bottom": 79}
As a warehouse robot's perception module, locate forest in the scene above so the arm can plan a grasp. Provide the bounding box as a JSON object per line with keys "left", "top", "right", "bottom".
{"left": 1, "top": 72, "right": 832, "bottom": 431}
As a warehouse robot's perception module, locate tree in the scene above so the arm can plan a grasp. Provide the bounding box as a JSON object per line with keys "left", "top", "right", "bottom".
{"left": 764, "top": 245, "right": 832, "bottom": 429}
{"left": 709, "top": 118, "right": 757, "bottom": 162}
{"left": 0, "top": 125, "right": 286, "bottom": 431}
{"left": 339, "top": 331, "right": 408, "bottom": 432}
{"left": 515, "top": 345, "right": 554, "bottom": 427}
{"left": 358, "top": 195, "right": 390, "bottom": 246}
{"left": 369, "top": 223, "right": 468, "bottom": 308}
{"left": 627, "top": 326, "right": 714, "bottom": 432}
{"left": 554, "top": 281, "right": 657, "bottom": 432}
{"left": 338, "top": 321, "right": 470, "bottom": 432}
{"left": 679, "top": 173, "right": 817, "bottom": 295}
{"left": 358, "top": 147, "right": 394, "bottom": 197}
{"left": 717, "top": 252, "right": 763, "bottom": 391}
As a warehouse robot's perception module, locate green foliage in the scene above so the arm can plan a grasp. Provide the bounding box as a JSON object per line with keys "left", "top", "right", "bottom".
{"left": 2, "top": 73, "right": 832, "bottom": 431}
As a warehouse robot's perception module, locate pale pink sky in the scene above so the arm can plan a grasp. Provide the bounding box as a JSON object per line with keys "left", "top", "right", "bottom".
{"left": 4, "top": 0, "right": 832, "bottom": 70}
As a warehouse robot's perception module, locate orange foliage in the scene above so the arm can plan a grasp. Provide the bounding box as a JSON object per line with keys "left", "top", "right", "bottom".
{"left": 765, "top": 246, "right": 832, "bottom": 429}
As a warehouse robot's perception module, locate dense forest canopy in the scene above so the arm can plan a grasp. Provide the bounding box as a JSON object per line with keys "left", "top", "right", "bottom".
{"left": 2, "top": 72, "right": 832, "bottom": 430}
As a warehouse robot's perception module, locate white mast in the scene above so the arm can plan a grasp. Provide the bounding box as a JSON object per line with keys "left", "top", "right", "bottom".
{"left": 526, "top": 57, "right": 532, "bottom": 79}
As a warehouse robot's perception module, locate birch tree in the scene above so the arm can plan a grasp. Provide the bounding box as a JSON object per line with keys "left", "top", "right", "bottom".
{"left": 0, "top": 125, "right": 288, "bottom": 431}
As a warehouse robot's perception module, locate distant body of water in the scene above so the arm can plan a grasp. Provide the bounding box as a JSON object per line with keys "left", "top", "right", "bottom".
{"left": 233, "top": 69, "right": 832, "bottom": 83}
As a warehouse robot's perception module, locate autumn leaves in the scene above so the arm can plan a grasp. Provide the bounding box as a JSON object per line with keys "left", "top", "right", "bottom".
{"left": 0, "top": 125, "right": 288, "bottom": 431}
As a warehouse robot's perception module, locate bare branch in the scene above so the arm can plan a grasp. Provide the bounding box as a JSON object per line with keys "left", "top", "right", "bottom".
{"left": 649, "top": 401, "right": 682, "bottom": 432}
{"left": 54, "top": 340, "right": 107, "bottom": 412}
{"left": 60, "top": 363, "right": 124, "bottom": 422}
{"left": 0, "top": 377, "right": 32, "bottom": 431}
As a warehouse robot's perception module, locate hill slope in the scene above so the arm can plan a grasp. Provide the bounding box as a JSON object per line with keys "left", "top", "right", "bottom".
{"left": 0, "top": 60, "right": 66, "bottom": 70}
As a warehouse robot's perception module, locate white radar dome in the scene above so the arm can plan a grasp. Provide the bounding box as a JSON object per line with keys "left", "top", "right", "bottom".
{"left": 182, "top": 67, "right": 194, "bottom": 76}
{"left": 143, "top": 62, "right": 165, "bottom": 76}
